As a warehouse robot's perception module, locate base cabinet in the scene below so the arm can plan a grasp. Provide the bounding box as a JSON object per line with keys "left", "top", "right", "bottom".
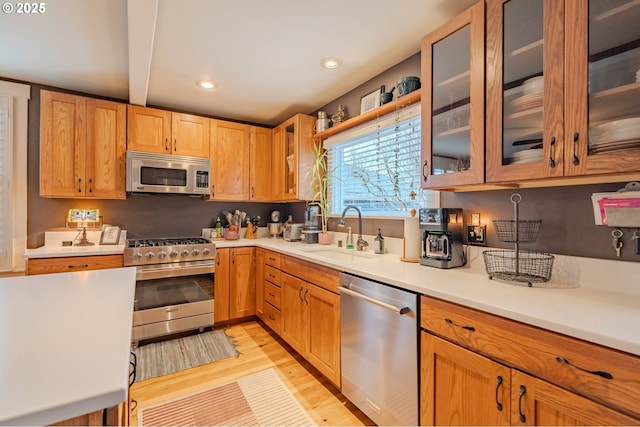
{"left": 26, "top": 254, "right": 123, "bottom": 275}
{"left": 420, "top": 296, "right": 640, "bottom": 426}
{"left": 214, "top": 247, "right": 255, "bottom": 324}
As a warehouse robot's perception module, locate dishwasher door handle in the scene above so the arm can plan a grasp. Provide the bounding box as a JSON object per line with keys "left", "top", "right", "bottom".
{"left": 338, "top": 285, "right": 411, "bottom": 314}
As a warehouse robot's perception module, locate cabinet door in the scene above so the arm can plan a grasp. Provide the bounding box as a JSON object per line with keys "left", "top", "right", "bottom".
{"left": 214, "top": 248, "right": 230, "bottom": 323}
{"left": 249, "top": 126, "right": 272, "bottom": 201}
{"left": 210, "top": 120, "right": 250, "bottom": 200}
{"left": 421, "top": 332, "right": 511, "bottom": 426}
{"left": 511, "top": 370, "right": 638, "bottom": 426}
{"left": 255, "top": 248, "right": 265, "bottom": 319}
{"left": 421, "top": 2, "right": 485, "bottom": 188}
{"left": 85, "top": 98, "right": 126, "bottom": 199}
{"left": 307, "top": 284, "right": 341, "bottom": 387}
{"left": 486, "top": 0, "right": 565, "bottom": 182}
{"left": 271, "top": 124, "right": 285, "bottom": 200}
{"left": 281, "top": 273, "right": 308, "bottom": 356}
{"left": 26, "top": 254, "right": 123, "bottom": 275}
{"left": 127, "top": 105, "right": 172, "bottom": 154}
{"left": 564, "top": 0, "right": 640, "bottom": 176}
{"left": 171, "top": 112, "right": 210, "bottom": 157}
{"left": 229, "top": 247, "right": 255, "bottom": 319}
{"left": 40, "top": 90, "right": 86, "bottom": 197}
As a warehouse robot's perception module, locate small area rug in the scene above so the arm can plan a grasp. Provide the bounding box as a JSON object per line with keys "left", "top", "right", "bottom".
{"left": 135, "top": 329, "right": 239, "bottom": 381}
{"left": 138, "top": 368, "right": 316, "bottom": 426}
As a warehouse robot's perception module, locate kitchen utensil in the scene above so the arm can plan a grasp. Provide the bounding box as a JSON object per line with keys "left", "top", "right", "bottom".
{"left": 397, "top": 76, "right": 421, "bottom": 97}
{"left": 380, "top": 90, "right": 394, "bottom": 105}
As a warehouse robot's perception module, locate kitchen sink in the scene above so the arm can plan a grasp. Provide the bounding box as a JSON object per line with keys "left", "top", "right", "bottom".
{"left": 301, "top": 248, "right": 375, "bottom": 261}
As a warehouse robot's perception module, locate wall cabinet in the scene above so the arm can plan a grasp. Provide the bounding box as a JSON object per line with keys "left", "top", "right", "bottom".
{"left": 249, "top": 126, "right": 272, "bottom": 201}
{"left": 280, "top": 255, "right": 341, "bottom": 386}
{"left": 421, "top": 1, "right": 485, "bottom": 188}
{"left": 209, "top": 120, "right": 250, "bottom": 200}
{"left": 271, "top": 113, "right": 316, "bottom": 201}
{"left": 486, "top": 0, "right": 640, "bottom": 184}
{"left": 40, "top": 90, "right": 126, "bottom": 199}
{"left": 26, "top": 254, "right": 123, "bottom": 275}
{"left": 213, "top": 247, "right": 255, "bottom": 323}
{"left": 420, "top": 295, "right": 640, "bottom": 425}
{"left": 127, "top": 105, "right": 210, "bottom": 158}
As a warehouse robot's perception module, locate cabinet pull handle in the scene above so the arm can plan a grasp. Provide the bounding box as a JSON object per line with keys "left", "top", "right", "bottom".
{"left": 303, "top": 288, "right": 309, "bottom": 304}
{"left": 231, "top": 251, "right": 235, "bottom": 265}
{"left": 268, "top": 292, "right": 275, "bottom": 297}
{"left": 173, "top": 138, "right": 177, "bottom": 152}
{"left": 495, "top": 375, "right": 503, "bottom": 411}
{"left": 269, "top": 314, "right": 275, "bottom": 321}
{"left": 88, "top": 178, "right": 93, "bottom": 193}
{"left": 555, "top": 356, "right": 613, "bottom": 379}
{"left": 68, "top": 264, "right": 90, "bottom": 269}
{"left": 269, "top": 273, "right": 276, "bottom": 279}
{"left": 268, "top": 257, "right": 276, "bottom": 262}
{"left": 165, "top": 138, "right": 169, "bottom": 152}
{"left": 78, "top": 178, "right": 82, "bottom": 192}
{"left": 572, "top": 132, "right": 580, "bottom": 165}
{"left": 518, "top": 385, "right": 526, "bottom": 422}
{"left": 129, "top": 351, "right": 137, "bottom": 387}
{"left": 445, "top": 317, "right": 476, "bottom": 331}
{"left": 251, "top": 186, "right": 255, "bottom": 198}
{"left": 212, "top": 184, "right": 215, "bottom": 196}
{"left": 422, "top": 160, "right": 429, "bottom": 181}
{"left": 299, "top": 286, "right": 304, "bottom": 301}
{"left": 549, "top": 136, "right": 556, "bottom": 168}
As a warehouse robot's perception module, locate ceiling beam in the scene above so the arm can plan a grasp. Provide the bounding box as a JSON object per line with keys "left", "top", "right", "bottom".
{"left": 127, "top": 0, "right": 158, "bottom": 106}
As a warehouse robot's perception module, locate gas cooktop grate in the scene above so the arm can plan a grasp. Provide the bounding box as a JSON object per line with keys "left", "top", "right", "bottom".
{"left": 126, "top": 237, "right": 211, "bottom": 248}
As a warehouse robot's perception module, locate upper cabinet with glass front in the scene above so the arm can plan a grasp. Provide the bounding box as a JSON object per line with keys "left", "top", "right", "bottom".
{"left": 421, "top": 2, "right": 485, "bottom": 189}
{"left": 487, "top": 0, "right": 640, "bottom": 183}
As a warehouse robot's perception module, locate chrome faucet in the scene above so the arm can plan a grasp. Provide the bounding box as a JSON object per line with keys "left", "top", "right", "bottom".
{"left": 339, "top": 205, "right": 369, "bottom": 251}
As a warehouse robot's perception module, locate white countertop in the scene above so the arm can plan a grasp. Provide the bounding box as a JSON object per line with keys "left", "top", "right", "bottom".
{"left": 23, "top": 229, "right": 126, "bottom": 258}
{"left": 0, "top": 267, "right": 137, "bottom": 426}
{"left": 217, "top": 237, "right": 640, "bottom": 357}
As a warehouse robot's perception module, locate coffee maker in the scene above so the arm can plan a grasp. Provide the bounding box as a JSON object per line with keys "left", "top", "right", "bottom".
{"left": 419, "top": 208, "right": 466, "bottom": 269}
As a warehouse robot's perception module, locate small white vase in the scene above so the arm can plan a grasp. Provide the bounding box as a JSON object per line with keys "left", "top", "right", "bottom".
{"left": 318, "top": 232, "right": 333, "bottom": 245}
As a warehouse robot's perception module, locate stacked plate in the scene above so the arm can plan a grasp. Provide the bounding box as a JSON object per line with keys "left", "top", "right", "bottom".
{"left": 589, "top": 117, "right": 640, "bottom": 154}
{"left": 510, "top": 148, "right": 543, "bottom": 164}
{"left": 512, "top": 77, "right": 544, "bottom": 113}
{"left": 636, "top": 68, "right": 640, "bottom": 83}
{"left": 522, "top": 76, "right": 543, "bottom": 95}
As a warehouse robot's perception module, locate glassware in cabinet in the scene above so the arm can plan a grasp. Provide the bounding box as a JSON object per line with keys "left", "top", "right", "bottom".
{"left": 421, "top": 1, "right": 485, "bottom": 189}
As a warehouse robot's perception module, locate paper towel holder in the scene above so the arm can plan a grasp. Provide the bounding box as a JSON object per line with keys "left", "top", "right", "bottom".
{"left": 401, "top": 209, "right": 420, "bottom": 263}
{"left": 467, "top": 212, "right": 486, "bottom": 245}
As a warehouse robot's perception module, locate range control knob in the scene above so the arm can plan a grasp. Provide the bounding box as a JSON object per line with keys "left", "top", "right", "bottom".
{"left": 157, "top": 250, "right": 167, "bottom": 260}
{"left": 145, "top": 251, "right": 155, "bottom": 260}
{"left": 202, "top": 247, "right": 211, "bottom": 256}
{"left": 181, "top": 249, "right": 190, "bottom": 257}
{"left": 132, "top": 251, "right": 143, "bottom": 261}
{"left": 192, "top": 248, "right": 200, "bottom": 256}
{"left": 169, "top": 250, "right": 179, "bottom": 258}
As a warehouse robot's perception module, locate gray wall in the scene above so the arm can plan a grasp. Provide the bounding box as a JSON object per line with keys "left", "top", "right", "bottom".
{"left": 317, "top": 53, "right": 640, "bottom": 263}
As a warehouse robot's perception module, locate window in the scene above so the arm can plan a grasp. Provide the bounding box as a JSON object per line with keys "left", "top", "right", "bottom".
{"left": 0, "top": 81, "right": 29, "bottom": 272}
{"left": 325, "top": 103, "right": 439, "bottom": 216}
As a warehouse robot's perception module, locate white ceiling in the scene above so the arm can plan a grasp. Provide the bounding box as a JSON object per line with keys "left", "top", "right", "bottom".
{"left": 0, "top": 0, "right": 477, "bottom": 126}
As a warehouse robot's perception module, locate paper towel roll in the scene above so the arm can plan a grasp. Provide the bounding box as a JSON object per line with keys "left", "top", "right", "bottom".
{"left": 402, "top": 216, "right": 421, "bottom": 261}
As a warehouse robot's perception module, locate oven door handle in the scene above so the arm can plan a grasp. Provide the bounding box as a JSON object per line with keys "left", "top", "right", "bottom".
{"left": 338, "top": 285, "right": 411, "bottom": 315}
{"left": 135, "top": 261, "right": 214, "bottom": 281}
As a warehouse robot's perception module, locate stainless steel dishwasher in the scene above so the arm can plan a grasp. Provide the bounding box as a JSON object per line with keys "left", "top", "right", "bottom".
{"left": 339, "top": 272, "right": 418, "bottom": 426}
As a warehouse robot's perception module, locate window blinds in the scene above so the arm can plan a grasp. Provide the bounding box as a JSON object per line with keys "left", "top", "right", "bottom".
{"left": 326, "top": 104, "right": 439, "bottom": 216}
{"left": 0, "top": 96, "right": 12, "bottom": 270}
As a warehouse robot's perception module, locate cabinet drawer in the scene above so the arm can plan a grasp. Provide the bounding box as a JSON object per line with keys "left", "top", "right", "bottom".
{"left": 264, "top": 251, "right": 281, "bottom": 269}
{"left": 281, "top": 255, "right": 340, "bottom": 293}
{"left": 262, "top": 301, "right": 281, "bottom": 335}
{"left": 264, "top": 265, "right": 281, "bottom": 286}
{"left": 27, "top": 255, "right": 124, "bottom": 275}
{"left": 264, "top": 281, "right": 281, "bottom": 309}
{"left": 420, "top": 295, "right": 640, "bottom": 419}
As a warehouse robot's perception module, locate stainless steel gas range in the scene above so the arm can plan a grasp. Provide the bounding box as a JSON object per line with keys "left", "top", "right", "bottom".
{"left": 124, "top": 237, "right": 215, "bottom": 345}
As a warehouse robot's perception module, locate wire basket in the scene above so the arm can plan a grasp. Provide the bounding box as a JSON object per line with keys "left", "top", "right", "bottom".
{"left": 483, "top": 250, "right": 554, "bottom": 285}
{"left": 492, "top": 219, "right": 542, "bottom": 243}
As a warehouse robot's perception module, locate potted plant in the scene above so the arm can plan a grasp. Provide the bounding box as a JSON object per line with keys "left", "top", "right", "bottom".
{"left": 308, "top": 141, "right": 337, "bottom": 245}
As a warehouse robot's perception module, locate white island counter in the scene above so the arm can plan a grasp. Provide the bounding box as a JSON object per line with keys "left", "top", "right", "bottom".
{"left": 0, "top": 267, "right": 136, "bottom": 426}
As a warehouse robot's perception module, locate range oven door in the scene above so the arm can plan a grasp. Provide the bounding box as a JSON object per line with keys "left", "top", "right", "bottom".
{"left": 132, "top": 263, "right": 214, "bottom": 343}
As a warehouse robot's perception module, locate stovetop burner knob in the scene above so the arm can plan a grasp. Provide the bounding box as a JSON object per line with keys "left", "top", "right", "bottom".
{"left": 132, "top": 251, "right": 143, "bottom": 261}
{"left": 157, "top": 250, "right": 167, "bottom": 260}
{"left": 192, "top": 248, "right": 200, "bottom": 256}
{"left": 145, "top": 251, "right": 155, "bottom": 260}
{"left": 169, "top": 250, "right": 178, "bottom": 258}
{"left": 202, "top": 247, "right": 211, "bottom": 256}
{"left": 181, "top": 249, "right": 190, "bottom": 257}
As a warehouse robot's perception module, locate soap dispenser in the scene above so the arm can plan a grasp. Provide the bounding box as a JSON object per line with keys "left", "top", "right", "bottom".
{"left": 346, "top": 227, "right": 354, "bottom": 249}
{"left": 374, "top": 228, "right": 385, "bottom": 254}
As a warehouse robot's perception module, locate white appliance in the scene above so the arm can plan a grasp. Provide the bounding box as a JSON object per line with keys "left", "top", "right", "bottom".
{"left": 126, "top": 150, "right": 210, "bottom": 195}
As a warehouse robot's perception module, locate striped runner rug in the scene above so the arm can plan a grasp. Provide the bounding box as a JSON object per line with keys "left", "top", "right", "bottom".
{"left": 138, "top": 368, "right": 316, "bottom": 426}
{"left": 136, "top": 329, "right": 239, "bottom": 381}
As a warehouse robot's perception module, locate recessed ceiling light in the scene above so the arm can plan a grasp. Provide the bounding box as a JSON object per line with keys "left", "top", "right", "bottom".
{"left": 321, "top": 57, "right": 342, "bottom": 69}
{"left": 198, "top": 81, "right": 215, "bottom": 89}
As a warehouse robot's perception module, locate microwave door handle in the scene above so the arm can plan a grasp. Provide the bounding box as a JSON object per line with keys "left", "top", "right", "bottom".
{"left": 443, "top": 235, "right": 449, "bottom": 256}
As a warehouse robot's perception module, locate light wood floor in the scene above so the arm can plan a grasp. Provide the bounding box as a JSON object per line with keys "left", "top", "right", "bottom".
{"left": 129, "top": 321, "right": 373, "bottom": 426}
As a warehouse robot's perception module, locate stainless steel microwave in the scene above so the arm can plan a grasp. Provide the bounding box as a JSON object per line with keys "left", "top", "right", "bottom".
{"left": 126, "top": 150, "right": 210, "bottom": 195}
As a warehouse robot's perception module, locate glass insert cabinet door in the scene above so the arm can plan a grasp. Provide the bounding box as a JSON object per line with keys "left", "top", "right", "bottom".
{"left": 565, "top": 0, "right": 640, "bottom": 176}
{"left": 421, "top": 2, "right": 485, "bottom": 188}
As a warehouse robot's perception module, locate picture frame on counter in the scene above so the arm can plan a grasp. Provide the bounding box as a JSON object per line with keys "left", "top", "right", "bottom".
{"left": 360, "top": 87, "right": 382, "bottom": 114}
{"left": 100, "top": 225, "right": 121, "bottom": 245}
